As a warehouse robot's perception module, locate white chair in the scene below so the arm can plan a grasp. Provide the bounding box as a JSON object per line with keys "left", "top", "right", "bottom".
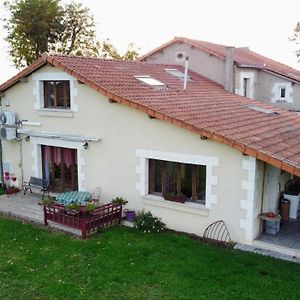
{"left": 91, "top": 186, "right": 102, "bottom": 206}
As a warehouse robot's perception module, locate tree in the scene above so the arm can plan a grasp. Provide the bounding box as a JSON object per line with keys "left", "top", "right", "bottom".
{"left": 291, "top": 22, "right": 300, "bottom": 63}
{"left": 3, "top": 0, "right": 99, "bottom": 67}
{"left": 3, "top": 0, "right": 139, "bottom": 68}
{"left": 3, "top": 0, "right": 63, "bottom": 67}
{"left": 101, "top": 39, "right": 140, "bottom": 60}
{"left": 52, "top": 2, "right": 100, "bottom": 57}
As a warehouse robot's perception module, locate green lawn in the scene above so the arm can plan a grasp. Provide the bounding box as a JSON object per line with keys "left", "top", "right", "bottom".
{"left": 0, "top": 216, "right": 300, "bottom": 300}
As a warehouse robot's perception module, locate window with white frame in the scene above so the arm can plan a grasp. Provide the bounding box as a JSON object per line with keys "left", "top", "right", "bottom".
{"left": 32, "top": 72, "right": 78, "bottom": 111}
{"left": 148, "top": 159, "right": 206, "bottom": 204}
{"left": 271, "top": 82, "right": 293, "bottom": 103}
{"left": 279, "top": 87, "right": 286, "bottom": 100}
{"left": 43, "top": 80, "right": 70, "bottom": 109}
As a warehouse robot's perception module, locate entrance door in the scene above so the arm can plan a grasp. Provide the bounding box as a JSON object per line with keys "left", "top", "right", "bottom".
{"left": 41, "top": 145, "right": 78, "bottom": 193}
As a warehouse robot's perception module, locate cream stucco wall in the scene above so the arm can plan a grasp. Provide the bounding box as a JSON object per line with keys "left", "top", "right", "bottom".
{"left": 1, "top": 65, "right": 264, "bottom": 243}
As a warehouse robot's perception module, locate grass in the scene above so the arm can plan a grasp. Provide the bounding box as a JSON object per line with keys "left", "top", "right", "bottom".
{"left": 0, "top": 216, "right": 300, "bottom": 300}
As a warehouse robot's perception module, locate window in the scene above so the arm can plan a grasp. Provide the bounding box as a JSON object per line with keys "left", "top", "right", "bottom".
{"left": 134, "top": 75, "right": 166, "bottom": 88}
{"left": 243, "top": 78, "right": 250, "bottom": 97}
{"left": 165, "top": 68, "right": 191, "bottom": 80}
{"left": 43, "top": 81, "right": 70, "bottom": 109}
{"left": 280, "top": 87, "right": 286, "bottom": 99}
{"left": 42, "top": 145, "right": 78, "bottom": 193}
{"left": 149, "top": 159, "right": 206, "bottom": 204}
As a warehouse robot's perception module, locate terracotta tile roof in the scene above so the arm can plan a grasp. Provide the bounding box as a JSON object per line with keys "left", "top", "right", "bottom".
{"left": 139, "top": 37, "right": 300, "bottom": 82}
{"left": 1, "top": 54, "right": 300, "bottom": 176}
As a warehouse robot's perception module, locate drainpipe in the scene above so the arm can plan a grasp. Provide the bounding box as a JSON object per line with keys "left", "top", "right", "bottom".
{"left": 224, "top": 46, "right": 234, "bottom": 92}
{"left": 259, "top": 162, "right": 267, "bottom": 233}
{"left": 183, "top": 57, "right": 189, "bottom": 90}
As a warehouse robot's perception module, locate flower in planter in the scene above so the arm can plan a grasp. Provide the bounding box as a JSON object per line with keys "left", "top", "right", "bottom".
{"left": 39, "top": 196, "right": 56, "bottom": 206}
{"left": 85, "top": 203, "right": 97, "bottom": 212}
{"left": 111, "top": 196, "right": 128, "bottom": 205}
{"left": 66, "top": 202, "right": 81, "bottom": 211}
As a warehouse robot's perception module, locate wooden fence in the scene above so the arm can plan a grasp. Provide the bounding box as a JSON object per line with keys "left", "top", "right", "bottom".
{"left": 42, "top": 203, "right": 123, "bottom": 239}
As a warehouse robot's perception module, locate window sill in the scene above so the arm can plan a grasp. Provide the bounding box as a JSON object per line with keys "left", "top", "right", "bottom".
{"left": 142, "top": 194, "right": 209, "bottom": 217}
{"left": 37, "top": 109, "right": 74, "bottom": 118}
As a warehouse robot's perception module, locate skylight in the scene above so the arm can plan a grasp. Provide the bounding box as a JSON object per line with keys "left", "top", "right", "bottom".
{"left": 245, "top": 104, "right": 279, "bottom": 116}
{"left": 134, "top": 75, "right": 165, "bottom": 87}
{"left": 165, "top": 68, "right": 191, "bottom": 80}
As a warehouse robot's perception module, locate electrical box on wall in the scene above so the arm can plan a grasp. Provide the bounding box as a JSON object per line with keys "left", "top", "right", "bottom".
{"left": 0, "top": 112, "right": 16, "bottom": 126}
{"left": 0, "top": 127, "right": 17, "bottom": 140}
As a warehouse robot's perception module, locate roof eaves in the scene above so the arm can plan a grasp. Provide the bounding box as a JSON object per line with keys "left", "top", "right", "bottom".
{"left": 263, "top": 68, "right": 300, "bottom": 83}
{"left": 0, "top": 53, "right": 49, "bottom": 92}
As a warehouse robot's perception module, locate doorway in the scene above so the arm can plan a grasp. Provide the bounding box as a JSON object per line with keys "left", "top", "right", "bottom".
{"left": 41, "top": 145, "right": 78, "bottom": 193}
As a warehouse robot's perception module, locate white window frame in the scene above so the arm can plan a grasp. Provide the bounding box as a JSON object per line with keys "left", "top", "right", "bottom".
{"left": 279, "top": 86, "right": 286, "bottom": 100}
{"left": 135, "top": 149, "right": 219, "bottom": 209}
{"left": 271, "top": 82, "right": 293, "bottom": 103}
{"left": 32, "top": 72, "right": 78, "bottom": 112}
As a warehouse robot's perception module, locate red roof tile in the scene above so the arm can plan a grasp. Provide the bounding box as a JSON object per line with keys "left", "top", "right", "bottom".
{"left": 140, "top": 37, "right": 300, "bottom": 82}
{"left": 1, "top": 54, "right": 300, "bottom": 175}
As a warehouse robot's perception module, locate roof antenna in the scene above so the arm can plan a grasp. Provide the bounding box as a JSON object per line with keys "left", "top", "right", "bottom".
{"left": 183, "top": 56, "right": 189, "bottom": 90}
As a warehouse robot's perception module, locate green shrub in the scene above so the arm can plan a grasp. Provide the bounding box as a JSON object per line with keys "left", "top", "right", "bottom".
{"left": 86, "top": 203, "right": 97, "bottom": 212}
{"left": 66, "top": 202, "right": 81, "bottom": 211}
{"left": 0, "top": 187, "right": 6, "bottom": 195}
{"left": 111, "top": 197, "right": 128, "bottom": 205}
{"left": 135, "top": 211, "right": 165, "bottom": 233}
{"left": 40, "top": 196, "right": 55, "bottom": 206}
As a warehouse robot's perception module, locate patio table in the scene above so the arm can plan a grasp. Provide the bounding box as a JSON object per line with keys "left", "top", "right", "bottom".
{"left": 56, "top": 191, "right": 92, "bottom": 205}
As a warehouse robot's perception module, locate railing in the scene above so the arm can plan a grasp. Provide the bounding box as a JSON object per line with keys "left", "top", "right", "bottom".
{"left": 42, "top": 203, "right": 123, "bottom": 239}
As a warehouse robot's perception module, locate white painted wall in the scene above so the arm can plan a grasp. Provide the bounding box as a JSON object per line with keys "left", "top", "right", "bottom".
{"left": 1, "top": 64, "right": 260, "bottom": 243}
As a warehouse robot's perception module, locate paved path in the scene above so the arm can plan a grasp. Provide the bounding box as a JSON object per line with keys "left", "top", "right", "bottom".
{"left": 234, "top": 242, "right": 300, "bottom": 264}
{"left": 0, "top": 192, "right": 81, "bottom": 236}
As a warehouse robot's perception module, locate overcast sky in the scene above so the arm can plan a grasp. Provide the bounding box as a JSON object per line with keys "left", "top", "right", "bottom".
{"left": 0, "top": 0, "right": 300, "bottom": 83}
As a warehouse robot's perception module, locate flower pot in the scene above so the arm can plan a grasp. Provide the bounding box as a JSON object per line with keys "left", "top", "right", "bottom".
{"left": 126, "top": 210, "right": 136, "bottom": 222}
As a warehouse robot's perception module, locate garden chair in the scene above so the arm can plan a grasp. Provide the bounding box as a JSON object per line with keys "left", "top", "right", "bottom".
{"left": 91, "top": 186, "right": 102, "bottom": 206}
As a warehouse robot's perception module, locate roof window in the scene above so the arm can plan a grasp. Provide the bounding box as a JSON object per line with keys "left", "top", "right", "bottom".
{"left": 134, "top": 75, "right": 165, "bottom": 88}
{"left": 245, "top": 104, "right": 279, "bottom": 116}
{"left": 165, "top": 68, "right": 191, "bottom": 80}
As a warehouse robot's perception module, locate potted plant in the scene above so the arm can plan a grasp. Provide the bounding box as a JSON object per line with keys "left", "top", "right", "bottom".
{"left": 85, "top": 203, "right": 97, "bottom": 214}
{"left": 66, "top": 202, "right": 81, "bottom": 215}
{"left": 111, "top": 196, "right": 128, "bottom": 206}
{"left": 5, "top": 187, "right": 20, "bottom": 195}
{"left": 164, "top": 192, "right": 186, "bottom": 203}
{"left": 38, "top": 196, "right": 56, "bottom": 206}
{"left": 125, "top": 210, "right": 136, "bottom": 222}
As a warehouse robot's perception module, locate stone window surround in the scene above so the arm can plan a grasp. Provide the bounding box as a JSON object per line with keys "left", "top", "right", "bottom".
{"left": 29, "top": 136, "right": 85, "bottom": 191}
{"left": 135, "top": 149, "right": 219, "bottom": 210}
{"left": 271, "top": 82, "right": 293, "bottom": 103}
{"left": 32, "top": 72, "right": 78, "bottom": 112}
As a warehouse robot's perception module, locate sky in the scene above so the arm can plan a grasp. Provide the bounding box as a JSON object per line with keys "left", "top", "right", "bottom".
{"left": 0, "top": 0, "right": 300, "bottom": 83}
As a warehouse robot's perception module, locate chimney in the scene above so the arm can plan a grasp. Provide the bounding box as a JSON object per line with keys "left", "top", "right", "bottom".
{"left": 224, "top": 46, "right": 234, "bottom": 92}
{"left": 183, "top": 57, "right": 189, "bottom": 90}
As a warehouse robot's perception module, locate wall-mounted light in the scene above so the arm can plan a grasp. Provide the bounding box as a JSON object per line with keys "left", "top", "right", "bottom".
{"left": 83, "top": 142, "right": 89, "bottom": 150}
{"left": 25, "top": 136, "right": 30, "bottom": 142}
{"left": 5, "top": 99, "right": 10, "bottom": 106}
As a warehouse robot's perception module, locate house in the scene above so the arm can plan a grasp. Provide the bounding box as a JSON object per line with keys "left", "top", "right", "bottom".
{"left": 0, "top": 53, "right": 300, "bottom": 248}
{"left": 140, "top": 37, "right": 300, "bottom": 111}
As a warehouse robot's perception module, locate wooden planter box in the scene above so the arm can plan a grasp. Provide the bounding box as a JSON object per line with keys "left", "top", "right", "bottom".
{"left": 164, "top": 194, "right": 186, "bottom": 203}
{"left": 41, "top": 202, "right": 123, "bottom": 239}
